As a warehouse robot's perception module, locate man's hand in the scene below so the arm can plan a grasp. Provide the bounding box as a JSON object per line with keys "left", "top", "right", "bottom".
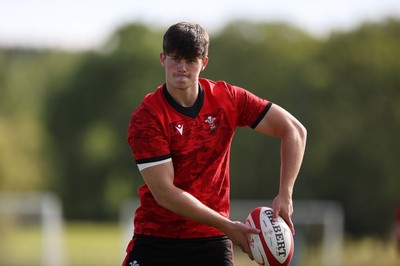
{"left": 223, "top": 221, "right": 260, "bottom": 260}
{"left": 272, "top": 194, "right": 295, "bottom": 235}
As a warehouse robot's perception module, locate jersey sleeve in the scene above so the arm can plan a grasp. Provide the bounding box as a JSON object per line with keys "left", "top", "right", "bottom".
{"left": 127, "top": 105, "right": 171, "bottom": 171}
{"left": 228, "top": 84, "right": 272, "bottom": 128}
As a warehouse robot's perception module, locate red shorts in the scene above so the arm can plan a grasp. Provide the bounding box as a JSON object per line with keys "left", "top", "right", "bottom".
{"left": 122, "top": 235, "right": 234, "bottom": 266}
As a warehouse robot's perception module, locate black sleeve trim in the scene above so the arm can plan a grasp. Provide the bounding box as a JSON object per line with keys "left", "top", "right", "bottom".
{"left": 250, "top": 102, "right": 273, "bottom": 129}
{"left": 135, "top": 154, "right": 171, "bottom": 164}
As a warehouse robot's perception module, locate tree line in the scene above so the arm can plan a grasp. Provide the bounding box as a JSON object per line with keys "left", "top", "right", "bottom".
{"left": 0, "top": 18, "right": 399, "bottom": 237}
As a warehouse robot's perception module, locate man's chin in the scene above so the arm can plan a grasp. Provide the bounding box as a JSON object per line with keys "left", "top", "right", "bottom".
{"left": 173, "top": 79, "right": 192, "bottom": 88}
{"left": 174, "top": 76, "right": 190, "bottom": 83}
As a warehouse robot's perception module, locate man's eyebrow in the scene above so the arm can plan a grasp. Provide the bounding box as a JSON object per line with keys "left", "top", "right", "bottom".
{"left": 167, "top": 54, "right": 179, "bottom": 58}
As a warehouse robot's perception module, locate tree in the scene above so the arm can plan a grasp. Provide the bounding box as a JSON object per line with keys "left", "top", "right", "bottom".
{"left": 305, "top": 18, "right": 400, "bottom": 236}
{"left": 45, "top": 24, "right": 163, "bottom": 219}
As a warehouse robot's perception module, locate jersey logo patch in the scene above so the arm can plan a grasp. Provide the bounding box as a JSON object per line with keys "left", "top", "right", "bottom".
{"left": 205, "top": 116, "right": 217, "bottom": 131}
{"left": 175, "top": 124, "right": 184, "bottom": 135}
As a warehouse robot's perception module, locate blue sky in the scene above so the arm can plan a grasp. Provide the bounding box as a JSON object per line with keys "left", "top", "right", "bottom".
{"left": 1, "top": 0, "right": 399, "bottom": 50}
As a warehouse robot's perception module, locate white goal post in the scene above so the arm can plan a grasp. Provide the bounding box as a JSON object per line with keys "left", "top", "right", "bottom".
{"left": 120, "top": 199, "right": 344, "bottom": 266}
{"left": 0, "top": 192, "right": 64, "bottom": 266}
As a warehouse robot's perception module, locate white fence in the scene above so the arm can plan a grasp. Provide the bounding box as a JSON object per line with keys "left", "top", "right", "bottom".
{"left": 0, "top": 192, "right": 64, "bottom": 266}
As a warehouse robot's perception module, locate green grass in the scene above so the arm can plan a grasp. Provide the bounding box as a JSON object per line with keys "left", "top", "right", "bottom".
{"left": 63, "top": 222, "right": 125, "bottom": 266}
{"left": 0, "top": 222, "right": 124, "bottom": 266}
{"left": 0, "top": 223, "right": 43, "bottom": 265}
{"left": 0, "top": 221, "right": 399, "bottom": 266}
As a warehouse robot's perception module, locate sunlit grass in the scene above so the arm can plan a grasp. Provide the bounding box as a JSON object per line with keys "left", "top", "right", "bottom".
{"left": 342, "top": 237, "right": 399, "bottom": 266}
{"left": 63, "top": 222, "right": 124, "bottom": 266}
{"left": 0, "top": 221, "right": 124, "bottom": 266}
{"left": 0, "top": 223, "right": 42, "bottom": 265}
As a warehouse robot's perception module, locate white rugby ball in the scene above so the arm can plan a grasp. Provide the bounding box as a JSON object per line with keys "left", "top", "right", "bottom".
{"left": 246, "top": 206, "right": 294, "bottom": 266}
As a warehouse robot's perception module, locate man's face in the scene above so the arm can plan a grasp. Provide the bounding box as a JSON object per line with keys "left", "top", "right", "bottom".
{"left": 160, "top": 52, "right": 208, "bottom": 90}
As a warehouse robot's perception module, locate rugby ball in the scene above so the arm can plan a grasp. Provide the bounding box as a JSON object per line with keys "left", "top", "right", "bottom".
{"left": 246, "top": 207, "right": 294, "bottom": 266}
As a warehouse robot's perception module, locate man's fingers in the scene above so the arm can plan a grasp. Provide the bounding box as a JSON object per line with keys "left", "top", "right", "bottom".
{"left": 250, "top": 227, "right": 261, "bottom": 234}
{"left": 281, "top": 213, "right": 295, "bottom": 235}
{"left": 272, "top": 208, "right": 295, "bottom": 235}
{"left": 272, "top": 211, "right": 279, "bottom": 221}
{"left": 287, "top": 218, "right": 295, "bottom": 235}
{"left": 242, "top": 242, "right": 254, "bottom": 260}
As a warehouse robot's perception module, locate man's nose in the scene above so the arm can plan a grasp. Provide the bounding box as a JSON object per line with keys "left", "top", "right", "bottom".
{"left": 176, "top": 60, "right": 187, "bottom": 72}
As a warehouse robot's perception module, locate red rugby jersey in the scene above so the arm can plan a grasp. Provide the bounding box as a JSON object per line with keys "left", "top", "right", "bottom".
{"left": 127, "top": 78, "right": 271, "bottom": 238}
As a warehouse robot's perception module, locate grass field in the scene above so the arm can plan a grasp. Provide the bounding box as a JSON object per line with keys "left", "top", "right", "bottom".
{"left": 0, "top": 221, "right": 399, "bottom": 266}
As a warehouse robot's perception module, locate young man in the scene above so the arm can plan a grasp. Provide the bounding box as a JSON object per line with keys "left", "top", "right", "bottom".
{"left": 123, "top": 22, "right": 307, "bottom": 266}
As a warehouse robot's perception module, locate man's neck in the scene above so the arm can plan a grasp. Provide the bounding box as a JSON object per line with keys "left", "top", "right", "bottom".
{"left": 165, "top": 82, "right": 199, "bottom": 107}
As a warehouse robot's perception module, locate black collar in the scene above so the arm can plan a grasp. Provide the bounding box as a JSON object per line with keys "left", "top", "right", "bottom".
{"left": 163, "top": 84, "right": 204, "bottom": 118}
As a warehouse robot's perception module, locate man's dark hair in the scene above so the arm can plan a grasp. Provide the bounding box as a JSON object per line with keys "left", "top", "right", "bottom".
{"left": 163, "top": 22, "right": 209, "bottom": 60}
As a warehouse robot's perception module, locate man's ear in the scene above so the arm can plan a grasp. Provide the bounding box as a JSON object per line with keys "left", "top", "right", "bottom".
{"left": 160, "top": 52, "right": 166, "bottom": 67}
{"left": 201, "top": 57, "right": 209, "bottom": 71}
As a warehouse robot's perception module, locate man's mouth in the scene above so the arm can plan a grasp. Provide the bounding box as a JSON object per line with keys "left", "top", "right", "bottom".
{"left": 174, "top": 73, "right": 189, "bottom": 78}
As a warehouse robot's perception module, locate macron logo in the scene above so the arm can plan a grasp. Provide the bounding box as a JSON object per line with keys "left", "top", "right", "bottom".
{"left": 175, "top": 124, "right": 183, "bottom": 135}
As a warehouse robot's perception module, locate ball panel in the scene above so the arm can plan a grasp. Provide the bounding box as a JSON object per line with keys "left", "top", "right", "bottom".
{"left": 246, "top": 206, "right": 294, "bottom": 266}
{"left": 259, "top": 208, "right": 292, "bottom": 265}
{"left": 247, "top": 207, "right": 268, "bottom": 265}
